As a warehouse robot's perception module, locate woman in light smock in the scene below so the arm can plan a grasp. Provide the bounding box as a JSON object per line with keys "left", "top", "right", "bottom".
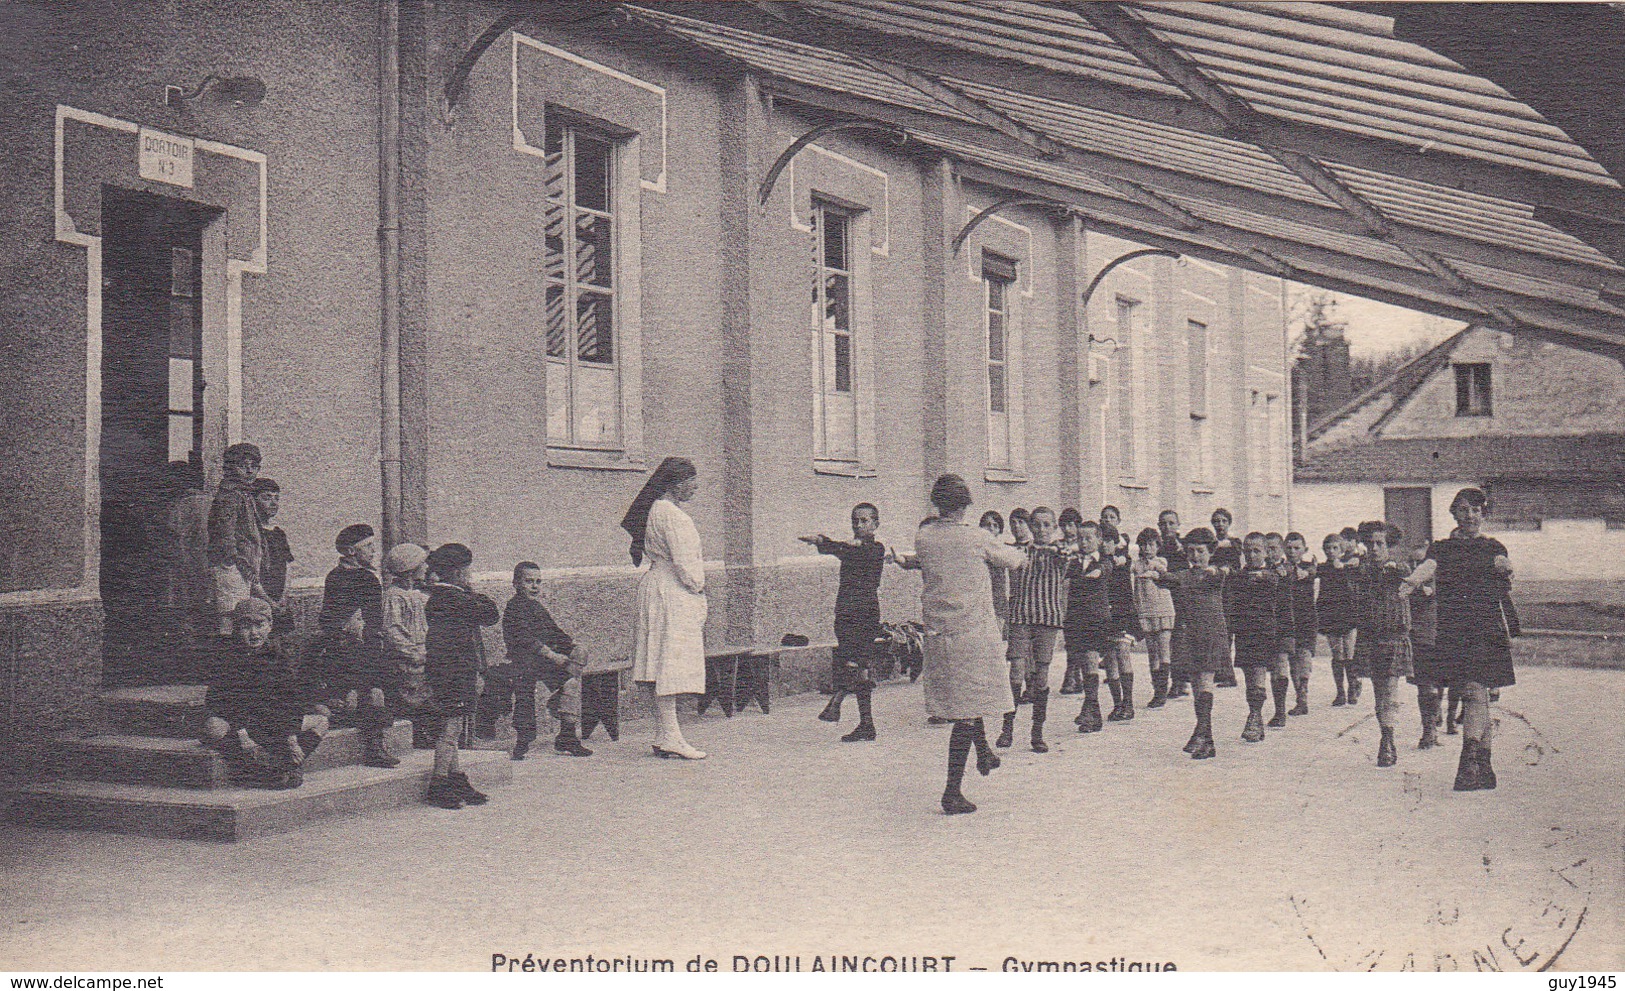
{"left": 622, "top": 457, "right": 709, "bottom": 760}
{"left": 896, "top": 474, "right": 1028, "bottom": 814}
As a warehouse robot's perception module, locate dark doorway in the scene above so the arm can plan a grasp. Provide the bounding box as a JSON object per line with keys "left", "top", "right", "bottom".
{"left": 100, "top": 188, "right": 218, "bottom": 686}
{"left": 1383, "top": 486, "right": 1434, "bottom": 553}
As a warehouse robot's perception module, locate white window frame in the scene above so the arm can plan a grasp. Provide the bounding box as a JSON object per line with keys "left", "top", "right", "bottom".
{"left": 810, "top": 198, "right": 876, "bottom": 475}
{"left": 542, "top": 114, "right": 644, "bottom": 471}
{"left": 983, "top": 254, "right": 1023, "bottom": 473}
{"left": 1114, "top": 296, "right": 1144, "bottom": 483}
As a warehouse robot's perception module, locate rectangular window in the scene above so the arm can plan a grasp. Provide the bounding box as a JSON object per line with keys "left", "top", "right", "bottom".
{"left": 544, "top": 120, "right": 620, "bottom": 449}
{"left": 1187, "top": 319, "right": 1209, "bottom": 419}
{"left": 984, "top": 253, "right": 1017, "bottom": 469}
{"left": 167, "top": 246, "right": 202, "bottom": 463}
{"left": 1454, "top": 363, "right": 1492, "bottom": 417}
{"left": 1115, "top": 297, "right": 1139, "bottom": 478}
{"left": 812, "top": 202, "right": 857, "bottom": 460}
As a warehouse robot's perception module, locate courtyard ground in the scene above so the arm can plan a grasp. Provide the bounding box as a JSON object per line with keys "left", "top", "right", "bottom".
{"left": 2, "top": 665, "right": 1619, "bottom": 972}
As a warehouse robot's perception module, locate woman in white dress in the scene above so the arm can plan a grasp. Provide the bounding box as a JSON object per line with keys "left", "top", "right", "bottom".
{"left": 897, "top": 474, "right": 1028, "bottom": 813}
{"left": 621, "top": 457, "right": 709, "bottom": 760}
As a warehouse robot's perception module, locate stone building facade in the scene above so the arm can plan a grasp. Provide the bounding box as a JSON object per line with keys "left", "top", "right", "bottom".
{"left": 0, "top": 1, "right": 1291, "bottom": 744}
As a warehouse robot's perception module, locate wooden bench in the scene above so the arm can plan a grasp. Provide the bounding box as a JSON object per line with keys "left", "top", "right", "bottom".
{"left": 697, "top": 646, "right": 774, "bottom": 718}
{"left": 577, "top": 657, "right": 633, "bottom": 742}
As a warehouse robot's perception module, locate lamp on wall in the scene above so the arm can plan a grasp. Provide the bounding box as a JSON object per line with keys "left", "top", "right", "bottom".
{"left": 165, "top": 75, "right": 267, "bottom": 109}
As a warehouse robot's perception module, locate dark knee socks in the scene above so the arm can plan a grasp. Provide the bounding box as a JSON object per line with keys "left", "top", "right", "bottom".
{"left": 946, "top": 720, "right": 974, "bottom": 796}
{"left": 1271, "top": 675, "right": 1290, "bottom": 715}
{"left": 1195, "top": 691, "right": 1214, "bottom": 738}
{"left": 855, "top": 685, "right": 873, "bottom": 727}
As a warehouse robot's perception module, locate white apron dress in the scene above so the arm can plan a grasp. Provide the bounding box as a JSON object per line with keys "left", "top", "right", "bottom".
{"left": 914, "top": 520, "right": 1029, "bottom": 720}
{"left": 631, "top": 497, "right": 708, "bottom": 695}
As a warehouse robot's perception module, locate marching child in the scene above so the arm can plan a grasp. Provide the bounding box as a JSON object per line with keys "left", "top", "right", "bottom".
{"left": 1284, "top": 532, "right": 1319, "bottom": 715}
{"left": 1351, "top": 521, "right": 1413, "bottom": 768}
{"left": 1406, "top": 543, "right": 1443, "bottom": 750}
{"left": 1057, "top": 508, "right": 1087, "bottom": 695}
{"left": 1131, "top": 527, "right": 1176, "bottom": 708}
{"left": 1101, "top": 521, "right": 1139, "bottom": 721}
{"left": 314, "top": 523, "right": 398, "bottom": 768}
{"left": 1065, "top": 520, "right": 1113, "bottom": 737}
{"left": 1317, "top": 532, "right": 1358, "bottom": 706}
{"left": 997, "top": 507, "right": 1067, "bottom": 750}
{"left": 1230, "top": 533, "right": 1282, "bottom": 743}
{"left": 801, "top": 502, "right": 887, "bottom": 742}
{"left": 1156, "top": 528, "right": 1230, "bottom": 759}
{"left": 423, "top": 543, "right": 501, "bottom": 809}
{"left": 381, "top": 543, "right": 433, "bottom": 749}
{"left": 1264, "top": 533, "right": 1296, "bottom": 728}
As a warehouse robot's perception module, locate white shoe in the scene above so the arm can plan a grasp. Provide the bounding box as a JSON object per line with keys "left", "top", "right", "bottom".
{"left": 653, "top": 739, "right": 706, "bottom": 760}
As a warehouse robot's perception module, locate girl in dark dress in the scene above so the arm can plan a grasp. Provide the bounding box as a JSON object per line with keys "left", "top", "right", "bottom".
{"left": 1404, "top": 488, "right": 1514, "bottom": 791}
{"left": 1156, "top": 528, "right": 1230, "bottom": 760}
{"left": 1316, "top": 532, "right": 1357, "bottom": 706}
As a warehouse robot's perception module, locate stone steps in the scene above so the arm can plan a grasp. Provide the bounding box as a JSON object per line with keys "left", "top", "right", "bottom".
{"left": 8, "top": 684, "right": 508, "bottom": 841}
{"left": 10, "top": 749, "right": 511, "bottom": 840}
{"left": 47, "top": 721, "right": 415, "bottom": 789}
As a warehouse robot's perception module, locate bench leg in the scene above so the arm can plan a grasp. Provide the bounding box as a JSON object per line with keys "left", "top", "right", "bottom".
{"left": 741, "top": 654, "right": 770, "bottom": 714}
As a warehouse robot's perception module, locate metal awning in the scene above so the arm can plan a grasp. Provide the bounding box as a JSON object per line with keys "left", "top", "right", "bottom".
{"left": 589, "top": 1, "right": 1625, "bottom": 359}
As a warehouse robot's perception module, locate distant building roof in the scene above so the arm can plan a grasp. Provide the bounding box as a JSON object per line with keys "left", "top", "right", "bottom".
{"left": 1304, "top": 328, "right": 1469, "bottom": 442}
{"left": 1296, "top": 433, "right": 1625, "bottom": 484}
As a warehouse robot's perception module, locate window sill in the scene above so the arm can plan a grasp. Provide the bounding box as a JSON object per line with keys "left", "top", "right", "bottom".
{"left": 984, "top": 468, "right": 1028, "bottom": 484}
{"left": 1190, "top": 486, "right": 1215, "bottom": 495}
{"left": 813, "top": 459, "right": 877, "bottom": 478}
{"left": 547, "top": 447, "right": 646, "bottom": 472}
{"left": 1117, "top": 480, "right": 1150, "bottom": 491}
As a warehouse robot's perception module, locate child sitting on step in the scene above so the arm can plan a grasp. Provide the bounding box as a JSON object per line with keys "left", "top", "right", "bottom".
{"left": 201, "top": 596, "right": 327, "bottom": 789}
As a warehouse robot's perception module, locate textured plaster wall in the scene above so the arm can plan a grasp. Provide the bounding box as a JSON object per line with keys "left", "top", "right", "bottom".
{"left": 1383, "top": 328, "right": 1625, "bottom": 439}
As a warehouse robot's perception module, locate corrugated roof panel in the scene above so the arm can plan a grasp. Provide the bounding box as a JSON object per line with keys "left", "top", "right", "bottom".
{"left": 1130, "top": 3, "right": 1614, "bottom": 182}
{"left": 626, "top": 7, "right": 972, "bottom": 120}
{"left": 1328, "top": 164, "right": 1623, "bottom": 270}
{"left": 955, "top": 81, "right": 1338, "bottom": 208}
{"left": 1451, "top": 260, "right": 1622, "bottom": 313}
{"left": 807, "top": 0, "right": 1186, "bottom": 95}
{"left": 1170, "top": 195, "right": 1428, "bottom": 272}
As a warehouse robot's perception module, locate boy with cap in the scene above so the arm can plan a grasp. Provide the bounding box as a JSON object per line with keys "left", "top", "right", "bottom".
{"left": 208, "top": 443, "right": 267, "bottom": 636}
{"left": 251, "top": 478, "right": 295, "bottom": 636}
{"left": 496, "top": 561, "right": 594, "bottom": 759}
{"left": 314, "top": 522, "right": 398, "bottom": 768}
{"left": 424, "top": 543, "right": 501, "bottom": 809}
{"left": 382, "top": 542, "right": 433, "bottom": 748}
{"left": 201, "top": 596, "right": 328, "bottom": 789}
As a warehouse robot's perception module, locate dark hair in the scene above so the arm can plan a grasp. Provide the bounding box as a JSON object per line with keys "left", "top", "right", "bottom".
{"left": 335, "top": 523, "right": 375, "bottom": 551}
{"left": 249, "top": 478, "right": 280, "bottom": 495}
{"left": 1183, "top": 527, "right": 1216, "bottom": 548}
{"left": 427, "top": 542, "right": 474, "bottom": 575}
{"left": 1358, "top": 520, "right": 1402, "bottom": 545}
{"left": 1244, "top": 531, "right": 1266, "bottom": 544}
{"left": 1265, "top": 531, "right": 1285, "bottom": 544}
{"left": 1323, "top": 533, "right": 1341, "bottom": 549}
{"left": 979, "top": 510, "right": 1005, "bottom": 534}
{"left": 513, "top": 561, "right": 542, "bottom": 585}
{"left": 1136, "top": 527, "right": 1161, "bottom": 548}
{"left": 1009, "top": 508, "right": 1030, "bottom": 525}
{"left": 223, "top": 442, "right": 262, "bottom": 467}
{"left": 1340, "top": 526, "right": 1358, "bottom": 538}
{"left": 1211, "top": 507, "right": 1233, "bottom": 524}
{"left": 657, "top": 458, "right": 698, "bottom": 495}
{"left": 1450, "top": 487, "right": 1489, "bottom": 515}
{"left": 1095, "top": 521, "right": 1115, "bottom": 543}
{"left": 1100, "top": 504, "right": 1121, "bottom": 521}
{"left": 1029, "top": 505, "right": 1056, "bottom": 524}
{"left": 853, "top": 502, "right": 879, "bottom": 521}
{"left": 929, "top": 474, "right": 973, "bottom": 513}
{"left": 1159, "top": 509, "right": 1180, "bottom": 525}
{"left": 1058, "top": 507, "right": 1085, "bottom": 528}
{"left": 1079, "top": 519, "right": 1101, "bottom": 534}
{"left": 1285, "top": 531, "right": 1305, "bottom": 545}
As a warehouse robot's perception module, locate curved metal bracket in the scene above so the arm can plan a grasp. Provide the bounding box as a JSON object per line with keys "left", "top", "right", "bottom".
{"left": 951, "top": 198, "right": 1058, "bottom": 255}
{"left": 758, "top": 121, "right": 907, "bottom": 206}
{"left": 445, "top": 8, "right": 530, "bottom": 111}
{"left": 1079, "top": 248, "right": 1182, "bottom": 309}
